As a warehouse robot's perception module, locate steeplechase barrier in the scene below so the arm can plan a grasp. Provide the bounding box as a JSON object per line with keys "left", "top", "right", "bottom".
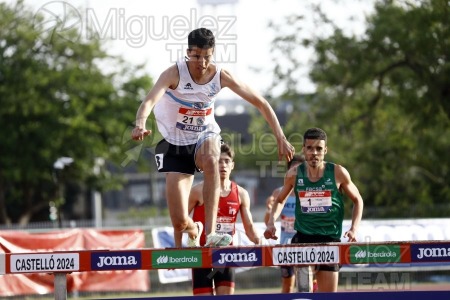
{"left": 1, "top": 240, "right": 450, "bottom": 299}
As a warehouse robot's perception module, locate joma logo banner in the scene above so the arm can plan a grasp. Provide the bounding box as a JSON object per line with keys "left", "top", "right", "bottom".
{"left": 91, "top": 251, "right": 141, "bottom": 270}
{"left": 212, "top": 248, "right": 262, "bottom": 267}
{"left": 411, "top": 243, "right": 450, "bottom": 262}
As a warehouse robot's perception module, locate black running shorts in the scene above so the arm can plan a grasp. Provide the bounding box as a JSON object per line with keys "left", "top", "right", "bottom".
{"left": 291, "top": 231, "right": 341, "bottom": 272}
{"left": 154, "top": 139, "right": 198, "bottom": 174}
{"left": 192, "top": 267, "right": 235, "bottom": 295}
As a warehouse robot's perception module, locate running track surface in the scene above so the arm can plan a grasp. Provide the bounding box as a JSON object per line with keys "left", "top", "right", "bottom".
{"left": 101, "top": 285, "right": 450, "bottom": 300}
{"left": 102, "top": 290, "right": 450, "bottom": 300}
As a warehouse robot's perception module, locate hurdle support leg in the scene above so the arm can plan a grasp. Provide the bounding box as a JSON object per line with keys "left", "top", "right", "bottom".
{"left": 54, "top": 273, "right": 67, "bottom": 300}
{"left": 295, "top": 266, "right": 313, "bottom": 292}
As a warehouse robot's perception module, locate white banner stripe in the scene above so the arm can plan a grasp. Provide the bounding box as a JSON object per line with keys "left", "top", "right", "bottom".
{"left": 10, "top": 253, "right": 80, "bottom": 273}
{"left": 272, "top": 246, "right": 339, "bottom": 265}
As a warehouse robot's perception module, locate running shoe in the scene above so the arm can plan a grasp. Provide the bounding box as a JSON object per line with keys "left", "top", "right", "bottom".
{"left": 187, "top": 222, "right": 203, "bottom": 247}
{"left": 205, "top": 232, "right": 232, "bottom": 247}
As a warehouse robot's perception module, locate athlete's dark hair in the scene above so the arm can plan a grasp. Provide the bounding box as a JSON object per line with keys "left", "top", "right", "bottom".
{"left": 287, "top": 154, "right": 305, "bottom": 169}
{"left": 303, "top": 127, "right": 327, "bottom": 145}
{"left": 188, "top": 28, "right": 215, "bottom": 50}
{"left": 221, "top": 143, "right": 234, "bottom": 160}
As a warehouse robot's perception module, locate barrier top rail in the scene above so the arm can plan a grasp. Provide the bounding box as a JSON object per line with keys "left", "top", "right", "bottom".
{"left": 1, "top": 240, "right": 450, "bottom": 275}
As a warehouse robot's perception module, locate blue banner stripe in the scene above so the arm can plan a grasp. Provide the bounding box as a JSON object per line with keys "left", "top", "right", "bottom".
{"left": 105, "top": 291, "right": 450, "bottom": 300}
{"left": 165, "top": 91, "right": 212, "bottom": 108}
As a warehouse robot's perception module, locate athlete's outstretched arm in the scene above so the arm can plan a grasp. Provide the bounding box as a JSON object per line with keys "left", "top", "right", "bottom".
{"left": 132, "top": 65, "right": 178, "bottom": 140}
{"left": 264, "top": 187, "right": 281, "bottom": 225}
{"left": 336, "top": 165, "right": 364, "bottom": 242}
{"left": 264, "top": 167, "right": 297, "bottom": 240}
{"left": 239, "top": 187, "right": 261, "bottom": 245}
{"left": 220, "top": 69, "right": 295, "bottom": 162}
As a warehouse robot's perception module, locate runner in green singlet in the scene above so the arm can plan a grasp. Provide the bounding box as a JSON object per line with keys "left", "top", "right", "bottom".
{"left": 264, "top": 127, "right": 364, "bottom": 292}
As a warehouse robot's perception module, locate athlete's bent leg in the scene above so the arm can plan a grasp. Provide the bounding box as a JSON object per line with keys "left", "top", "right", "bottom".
{"left": 281, "top": 266, "right": 295, "bottom": 293}
{"left": 165, "top": 173, "right": 198, "bottom": 239}
{"left": 281, "top": 276, "right": 295, "bottom": 293}
{"left": 195, "top": 136, "right": 221, "bottom": 236}
{"left": 214, "top": 268, "right": 235, "bottom": 295}
{"left": 315, "top": 270, "right": 338, "bottom": 292}
{"left": 215, "top": 285, "right": 234, "bottom": 295}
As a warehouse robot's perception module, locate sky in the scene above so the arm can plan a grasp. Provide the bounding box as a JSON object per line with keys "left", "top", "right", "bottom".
{"left": 5, "top": 0, "right": 375, "bottom": 100}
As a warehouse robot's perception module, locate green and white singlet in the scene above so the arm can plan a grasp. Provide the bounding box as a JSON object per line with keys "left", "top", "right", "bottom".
{"left": 294, "top": 162, "right": 344, "bottom": 239}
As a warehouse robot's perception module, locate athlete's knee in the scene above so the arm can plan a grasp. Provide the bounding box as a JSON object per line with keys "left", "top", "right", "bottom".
{"left": 172, "top": 218, "right": 190, "bottom": 232}
{"left": 198, "top": 154, "right": 218, "bottom": 173}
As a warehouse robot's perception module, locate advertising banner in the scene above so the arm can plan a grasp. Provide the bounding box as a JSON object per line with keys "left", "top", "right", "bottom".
{"left": 151, "top": 223, "right": 277, "bottom": 284}
{"left": 152, "top": 219, "right": 450, "bottom": 283}
{"left": 0, "top": 229, "right": 148, "bottom": 296}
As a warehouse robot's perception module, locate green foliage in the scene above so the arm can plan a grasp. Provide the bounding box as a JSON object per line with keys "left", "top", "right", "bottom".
{"left": 0, "top": 1, "right": 153, "bottom": 224}
{"left": 265, "top": 0, "right": 450, "bottom": 218}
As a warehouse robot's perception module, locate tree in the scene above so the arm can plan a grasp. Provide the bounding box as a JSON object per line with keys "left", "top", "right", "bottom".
{"left": 0, "top": 1, "right": 152, "bottom": 225}
{"left": 266, "top": 0, "right": 450, "bottom": 217}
